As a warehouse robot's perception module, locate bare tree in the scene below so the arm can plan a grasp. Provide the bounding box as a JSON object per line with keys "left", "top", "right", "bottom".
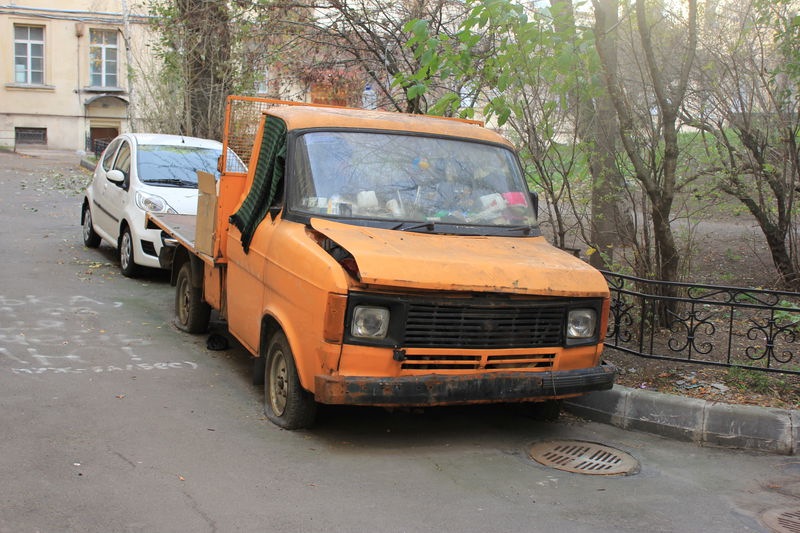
{"left": 594, "top": 0, "right": 698, "bottom": 288}
{"left": 686, "top": 0, "right": 800, "bottom": 288}
{"left": 145, "top": 0, "right": 267, "bottom": 139}
{"left": 282, "top": 0, "right": 470, "bottom": 112}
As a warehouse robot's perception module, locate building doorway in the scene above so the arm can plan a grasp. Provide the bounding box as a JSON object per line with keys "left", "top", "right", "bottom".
{"left": 89, "top": 126, "right": 118, "bottom": 155}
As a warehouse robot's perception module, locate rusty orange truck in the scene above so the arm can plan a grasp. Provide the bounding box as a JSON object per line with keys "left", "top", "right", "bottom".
{"left": 147, "top": 96, "right": 615, "bottom": 429}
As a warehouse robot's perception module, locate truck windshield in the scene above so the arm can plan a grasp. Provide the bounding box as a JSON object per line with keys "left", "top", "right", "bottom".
{"left": 288, "top": 131, "right": 537, "bottom": 232}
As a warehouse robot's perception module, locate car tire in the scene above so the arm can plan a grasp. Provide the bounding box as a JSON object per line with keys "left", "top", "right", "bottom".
{"left": 174, "top": 261, "right": 211, "bottom": 333}
{"left": 82, "top": 206, "right": 101, "bottom": 248}
{"left": 119, "top": 226, "right": 140, "bottom": 278}
{"left": 264, "top": 331, "right": 317, "bottom": 430}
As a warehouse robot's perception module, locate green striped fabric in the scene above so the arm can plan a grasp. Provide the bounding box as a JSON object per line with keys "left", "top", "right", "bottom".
{"left": 229, "top": 116, "right": 287, "bottom": 252}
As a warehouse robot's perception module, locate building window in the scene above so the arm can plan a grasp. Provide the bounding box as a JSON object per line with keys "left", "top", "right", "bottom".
{"left": 14, "top": 25, "right": 44, "bottom": 85}
{"left": 256, "top": 68, "right": 270, "bottom": 94}
{"left": 89, "top": 29, "right": 118, "bottom": 88}
{"left": 15, "top": 127, "right": 47, "bottom": 145}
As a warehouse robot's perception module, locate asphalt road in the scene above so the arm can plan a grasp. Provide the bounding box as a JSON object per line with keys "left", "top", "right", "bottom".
{"left": 0, "top": 150, "right": 797, "bottom": 533}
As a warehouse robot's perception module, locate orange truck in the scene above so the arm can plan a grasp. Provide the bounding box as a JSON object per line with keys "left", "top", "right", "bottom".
{"left": 147, "top": 96, "right": 615, "bottom": 429}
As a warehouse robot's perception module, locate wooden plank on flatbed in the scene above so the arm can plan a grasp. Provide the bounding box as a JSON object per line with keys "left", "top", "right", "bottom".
{"left": 147, "top": 213, "right": 196, "bottom": 248}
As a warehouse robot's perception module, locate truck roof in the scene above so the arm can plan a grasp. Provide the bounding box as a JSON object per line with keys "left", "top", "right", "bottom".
{"left": 265, "top": 105, "right": 513, "bottom": 147}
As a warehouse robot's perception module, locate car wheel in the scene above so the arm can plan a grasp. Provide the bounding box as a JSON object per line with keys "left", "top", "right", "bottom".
{"left": 265, "top": 331, "right": 317, "bottom": 430}
{"left": 119, "top": 225, "right": 140, "bottom": 278}
{"left": 174, "top": 261, "right": 211, "bottom": 334}
{"left": 82, "top": 206, "right": 101, "bottom": 248}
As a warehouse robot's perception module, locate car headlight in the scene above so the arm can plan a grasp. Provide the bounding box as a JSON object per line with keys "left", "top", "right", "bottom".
{"left": 351, "top": 306, "right": 390, "bottom": 339}
{"left": 135, "top": 190, "right": 177, "bottom": 214}
{"left": 567, "top": 308, "right": 597, "bottom": 342}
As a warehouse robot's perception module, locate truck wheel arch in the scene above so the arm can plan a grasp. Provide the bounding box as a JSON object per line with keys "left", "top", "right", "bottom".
{"left": 170, "top": 246, "right": 203, "bottom": 288}
{"left": 255, "top": 315, "right": 315, "bottom": 396}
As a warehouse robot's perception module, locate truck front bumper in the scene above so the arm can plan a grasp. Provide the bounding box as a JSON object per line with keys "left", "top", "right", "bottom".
{"left": 314, "top": 363, "right": 616, "bottom": 406}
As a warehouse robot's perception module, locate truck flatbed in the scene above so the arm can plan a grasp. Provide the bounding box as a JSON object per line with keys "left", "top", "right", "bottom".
{"left": 146, "top": 212, "right": 214, "bottom": 265}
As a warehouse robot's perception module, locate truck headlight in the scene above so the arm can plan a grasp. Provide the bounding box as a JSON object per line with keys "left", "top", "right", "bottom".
{"left": 351, "top": 306, "right": 390, "bottom": 339}
{"left": 567, "top": 308, "right": 597, "bottom": 342}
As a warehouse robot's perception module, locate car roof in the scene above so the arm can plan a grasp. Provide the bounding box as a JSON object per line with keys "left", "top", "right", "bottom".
{"left": 265, "top": 106, "right": 513, "bottom": 148}
{"left": 124, "top": 133, "right": 223, "bottom": 149}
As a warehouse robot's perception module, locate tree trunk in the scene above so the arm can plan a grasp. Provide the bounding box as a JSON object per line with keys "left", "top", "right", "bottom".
{"left": 586, "top": 0, "right": 629, "bottom": 270}
{"left": 176, "top": 0, "right": 232, "bottom": 139}
{"left": 551, "top": 0, "right": 630, "bottom": 269}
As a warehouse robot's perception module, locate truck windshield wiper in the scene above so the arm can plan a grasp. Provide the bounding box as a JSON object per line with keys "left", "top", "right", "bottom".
{"left": 499, "top": 225, "right": 533, "bottom": 235}
{"left": 391, "top": 221, "right": 436, "bottom": 232}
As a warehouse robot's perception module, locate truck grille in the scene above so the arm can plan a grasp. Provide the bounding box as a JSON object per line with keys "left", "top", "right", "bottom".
{"left": 401, "top": 352, "right": 556, "bottom": 371}
{"left": 404, "top": 301, "right": 565, "bottom": 349}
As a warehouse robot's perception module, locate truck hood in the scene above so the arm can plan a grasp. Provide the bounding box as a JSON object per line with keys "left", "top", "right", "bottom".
{"left": 310, "top": 219, "right": 609, "bottom": 297}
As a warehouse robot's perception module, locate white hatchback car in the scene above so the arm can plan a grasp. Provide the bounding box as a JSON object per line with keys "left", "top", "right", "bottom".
{"left": 81, "top": 133, "right": 227, "bottom": 277}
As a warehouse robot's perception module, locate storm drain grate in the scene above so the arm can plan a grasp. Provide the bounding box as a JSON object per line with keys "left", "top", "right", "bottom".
{"left": 762, "top": 507, "right": 800, "bottom": 533}
{"left": 529, "top": 440, "right": 639, "bottom": 476}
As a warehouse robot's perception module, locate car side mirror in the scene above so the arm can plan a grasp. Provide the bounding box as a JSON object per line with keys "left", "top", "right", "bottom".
{"left": 529, "top": 190, "right": 539, "bottom": 219}
{"left": 107, "top": 169, "right": 125, "bottom": 185}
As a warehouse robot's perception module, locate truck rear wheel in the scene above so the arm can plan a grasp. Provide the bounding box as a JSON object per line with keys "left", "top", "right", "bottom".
{"left": 264, "top": 331, "right": 317, "bottom": 429}
{"left": 174, "top": 261, "right": 211, "bottom": 333}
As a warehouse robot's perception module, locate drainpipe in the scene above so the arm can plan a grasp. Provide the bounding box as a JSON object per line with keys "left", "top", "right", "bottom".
{"left": 76, "top": 21, "right": 85, "bottom": 152}
{"left": 120, "top": 0, "right": 137, "bottom": 132}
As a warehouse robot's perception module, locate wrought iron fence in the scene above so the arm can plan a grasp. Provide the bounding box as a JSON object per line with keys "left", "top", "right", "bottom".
{"left": 602, "top": 271, "right": 800, "bottom": 375}
{"left": 85, "top": 137, "right": 110, "bottom": 157}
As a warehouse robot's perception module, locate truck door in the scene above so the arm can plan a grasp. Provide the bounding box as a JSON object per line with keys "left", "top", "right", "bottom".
{"left": 225, "top": 116, "right": 288, "bottom": 355}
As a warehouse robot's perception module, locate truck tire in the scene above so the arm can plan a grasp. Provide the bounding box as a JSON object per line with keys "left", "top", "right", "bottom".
{"left": 174, "top": 261, "right": 211, "bottom": 333}
{"left": 264, "top": 331, "right": 317, "bottom": 429}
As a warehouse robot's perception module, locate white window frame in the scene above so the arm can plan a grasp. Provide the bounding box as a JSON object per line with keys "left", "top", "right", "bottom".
{"left": 89, "top": 29, "right": 118, "bottom": 88}
{"left": 14, "top": 25, "right": 44, "bottom": 85}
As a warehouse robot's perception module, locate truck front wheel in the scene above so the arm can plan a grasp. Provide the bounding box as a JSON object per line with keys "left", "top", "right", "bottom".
{"left": 174, "top": 261, "right": 211, "bottom": 333}
{"left": 265, "top": 331, "right": 317, "bottom": 429}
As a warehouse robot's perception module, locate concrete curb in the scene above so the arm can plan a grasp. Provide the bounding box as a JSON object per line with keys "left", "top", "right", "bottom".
{"left": 80, "top": 157, "right": 96, "bottom": 171}
{"left": 565, "top": 385, "right": 798, "bottom": 455}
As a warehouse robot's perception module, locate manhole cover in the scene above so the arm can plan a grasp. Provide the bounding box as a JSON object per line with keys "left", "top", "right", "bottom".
{"left": 529, "top": 440, "right": 639, "bottom": 476}
{"left": 762, "top": 507, "right": 800, "bottom": 533}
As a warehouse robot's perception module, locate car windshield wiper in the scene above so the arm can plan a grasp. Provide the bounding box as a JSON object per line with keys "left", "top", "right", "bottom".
{"left": 391, "top": 221, "right": 436, "bottom": 232}
{"left": 145, "top": 178, "right": 196, "bottom": 187}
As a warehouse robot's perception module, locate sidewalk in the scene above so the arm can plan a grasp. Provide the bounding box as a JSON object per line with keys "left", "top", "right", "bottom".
{"left": 566, "top": 385, "right": 799, "bottom": 455}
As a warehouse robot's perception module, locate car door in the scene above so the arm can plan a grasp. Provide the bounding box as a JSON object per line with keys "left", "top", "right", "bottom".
{"left": 100, "top": 140, "right": 134, "bottom": 243}
{"left": 90, "top": 138, "right": 122, "bottom": 237}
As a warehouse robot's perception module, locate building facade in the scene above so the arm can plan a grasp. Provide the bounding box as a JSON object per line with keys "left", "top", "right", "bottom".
{"left": 0, "top": 1, "right": 152, "bottom": 152}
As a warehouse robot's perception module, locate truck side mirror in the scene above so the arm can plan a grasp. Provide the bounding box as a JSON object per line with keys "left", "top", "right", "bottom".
{"left": 529, "top": 191, "right": 539, "bottom": 219}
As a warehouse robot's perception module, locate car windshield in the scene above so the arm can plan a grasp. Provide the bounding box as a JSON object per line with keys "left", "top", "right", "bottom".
{"left": 137, "top": 144, "right": 222, "bottom": 187}
{"left": 288, "top": 131, "right": 537, "bottom": 232}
